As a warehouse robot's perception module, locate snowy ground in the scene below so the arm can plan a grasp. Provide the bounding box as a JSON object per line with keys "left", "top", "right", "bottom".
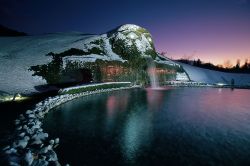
{"left": 0, "top": 32, "right": 126, "bottom": 95}
{"left": 0, "top": 33, "right": 96, "bottom": 95}
{"left": 178, "top": 62, "right": 250, "bottom": 86}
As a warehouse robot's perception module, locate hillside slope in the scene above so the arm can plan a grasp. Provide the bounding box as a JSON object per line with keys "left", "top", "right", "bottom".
{"left": 0, "top": 24, "right": 176, "bottom": 96}
{"left": 0, "top": 33, "right": 96, "bottom": 94}
{"left": 178, "top": 62, "right": 250, "bottom": 86}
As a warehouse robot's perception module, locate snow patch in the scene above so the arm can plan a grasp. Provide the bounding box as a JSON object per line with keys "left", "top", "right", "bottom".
{"left": 178, "top": 62, "right": 250, "bottom": 85}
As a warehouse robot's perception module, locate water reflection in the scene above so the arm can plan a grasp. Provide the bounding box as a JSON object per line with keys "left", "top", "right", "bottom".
{"left": 146, "top": 87, "right": 170, "bottom": 111}
{"left": 121, "top": 105, "right": 153, "bottom": 163}
{"left": 43, "top": 88, "right": 250, "bottom": 166}
{"left": 106, "top": 92, "right": 129, "bottom": 117}
{"left": 105, "top": 92, "right": 129, "bottom": 131}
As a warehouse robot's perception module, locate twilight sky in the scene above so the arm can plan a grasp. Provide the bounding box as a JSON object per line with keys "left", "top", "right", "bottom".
{"left": 1, "top": 0, "right": 250, "bottom": 65}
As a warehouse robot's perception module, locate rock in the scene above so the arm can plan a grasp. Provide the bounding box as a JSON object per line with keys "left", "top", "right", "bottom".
{"left": 9, "top": 161, "right": 20, "bottom": 166}
{"left": 40, "top": 146, "right": 48, "bottom": 154}
{"left": 54, "top": 138, "right": 59, "bottom": 144}
{"left": 38, "top": 128, "right": 43, "bottom": 132}
{"left": 5, "top": 148, "right": 17, "bottom": 154}
{"left": 2, "top": 145, "right": 10, "bottom": 151}
{"left": 31, "top": 123, "right": 40, "bottom": 130}
{"left": 30, "top": 139, "right": 43, "bottom": 145}
{"left": 14, "top": 139, "right": 28, "bottom": 149}
{"left": 49, "top": 139, "right": 55, "bottom": 145}
{"left": 28, "top": 119, "right": 35, "bottom": 123}
{"left": 37, "top": 112, "right": 45, "bottom": 118}
{"left": 32, "top": 132, "right": 48, "bottom": 141}
{"left": 28, "top": 114, "right": 35, "bottom": 118}
{"left": 53, "top": 144, "right": 59, "bottom": 149}
{"left": 37, "top": 102, "right": 42, "bottom": 106}
{"left": 24, "top": 136, "right": 30, "bottom": 141}
{"left": 47, "top": 145, "right": 52, "bottom": 151}
{"left": 31, "top": 159, "right": 49, "bottom": 166}
{"left": 15, "top": 119, "right": 20, "bottom": 125}
{"left": 47, "top": 150, "right": 58, "bottom": 161}
{"left": 26, "top": 110, "right": 32, "bottom": 114}
{"left": 28, "top": 122, "right": 35, "bottom": 127}
{"left": 41, "top": 155, "right": 46, "bottom": 160}
{"left": 24, "top": 150, "right": 33, "bottom": 166}
{"left": 23, "top": 125, "right": 28, "bottom": 130}
{"left": 19, "top": 114, "right": 25, "bottom": 120}
{"left": 19, "top": 132, "right": 25, "bottom": 137}
{"left": 49, "top": 161, "right": 61, "bottom": 166}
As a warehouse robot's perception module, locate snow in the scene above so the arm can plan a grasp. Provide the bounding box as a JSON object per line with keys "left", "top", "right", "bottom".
{"left": 79, "top": 34, "right": 125, "bottom": 61}
{"left": 110, "top": 24, "right": 154, "bottom": 56}
{"left": 0, "top": 32, "right": 124, "bottom": 95}
{"left": 155, "top": 54, "right": 180, "bottom": 66}
{"left": 134, "top": 35, "right": 152, "bottom": 53}
{"left": 0, "top": 25, "right": 155, "bottom": 96}
{"left": 117, "top": 24, "right": 140, "bottom": 32}
{"left": 2, "top": 24, "right": 249, "bottom": 97}
{"left": 62, "top": 54, "right": 110, "bottom": 68}
{"left": 60, "top": 82, "right": 132, "bottom": 93}
{"left": 0, "top": 33, "right": 94, "bottom": 95}
{"left": 101, "top": 34, "right": 125, "bottom": 61}
{"left": 82, "top": 35, "right": 103, "bottom": 51}
{"left": 178, "top": 62, "right": 250, "bottom": 86}
{"left": 128, "top": 32, "right": 138, "bottom": 39}
{"left": 176, "top": 72, "right": 189, "bottom": 81}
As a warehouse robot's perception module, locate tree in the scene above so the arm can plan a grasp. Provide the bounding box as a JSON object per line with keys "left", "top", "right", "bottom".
{"left": 196, "top": 59, "right": 202, "bottom": 66}
{"left": 234, "top": 59, "right": 241, "bottom": 72}
{"left": 236, "top": 59, "right": 240, "bottom": 69}
{"left": 160, "top": 51, "right": 167, "bottom": 57}
{"left": 241, "top": 59, "right": 249, "bottom": 72}
{"left": 223, "top": 60, "right": 233, "bottom": 69}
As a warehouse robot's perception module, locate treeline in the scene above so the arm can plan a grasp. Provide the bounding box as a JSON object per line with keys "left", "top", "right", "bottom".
{"left": 177, "top": 59, "right": 250, "bottom": 73}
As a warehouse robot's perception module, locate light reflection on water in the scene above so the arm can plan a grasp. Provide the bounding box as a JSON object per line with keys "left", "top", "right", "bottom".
{"left": 43, "top": 88, "right": 250, "bottom": 166}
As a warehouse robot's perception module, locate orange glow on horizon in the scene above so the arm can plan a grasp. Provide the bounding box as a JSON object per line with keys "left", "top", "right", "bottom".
{"left": 167, "top": 53, "right": 250, "bottom": 68}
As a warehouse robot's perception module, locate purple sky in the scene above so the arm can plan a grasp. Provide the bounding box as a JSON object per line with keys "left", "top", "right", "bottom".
{"left": 153, "top": 15, "right": 250, "bottom": 65}
{"left": 1, "top": 0, "right": 250, "bottom": 66}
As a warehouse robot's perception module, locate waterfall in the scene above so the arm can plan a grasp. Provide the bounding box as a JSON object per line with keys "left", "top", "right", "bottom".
{"left": 147, "top": 58, "right": 159, "bottom": 89}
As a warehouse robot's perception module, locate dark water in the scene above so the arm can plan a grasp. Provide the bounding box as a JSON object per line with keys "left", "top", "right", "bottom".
{"left": 43, "top": 87, "right": 250, "bottom": 166}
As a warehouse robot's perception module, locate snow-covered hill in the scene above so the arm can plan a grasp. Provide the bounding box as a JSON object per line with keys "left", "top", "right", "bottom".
{"left": 178, "top": 62, "right": 250, "bottom": 86}
{"left": 1, "top": 23, "right": 248, "bottom": 97}
{"left": 0, "top": 33, "right": 95, "bottom": 95}
{"left": 0, "top": 24, "right": 165, "bottom": 96}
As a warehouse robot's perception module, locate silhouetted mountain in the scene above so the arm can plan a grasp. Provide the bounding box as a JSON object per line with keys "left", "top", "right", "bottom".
{"left": 0, "top": 24, "right": 27, "bottom": 36}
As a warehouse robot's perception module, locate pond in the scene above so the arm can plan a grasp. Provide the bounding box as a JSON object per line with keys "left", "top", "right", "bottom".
{"left": 43, "top": 87, "right": 250, "bottom": 166}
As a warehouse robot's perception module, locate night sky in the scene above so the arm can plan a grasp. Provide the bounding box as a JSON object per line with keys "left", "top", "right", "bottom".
{"left": 1, "top": 0, "right": 250, "bottom": 65}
